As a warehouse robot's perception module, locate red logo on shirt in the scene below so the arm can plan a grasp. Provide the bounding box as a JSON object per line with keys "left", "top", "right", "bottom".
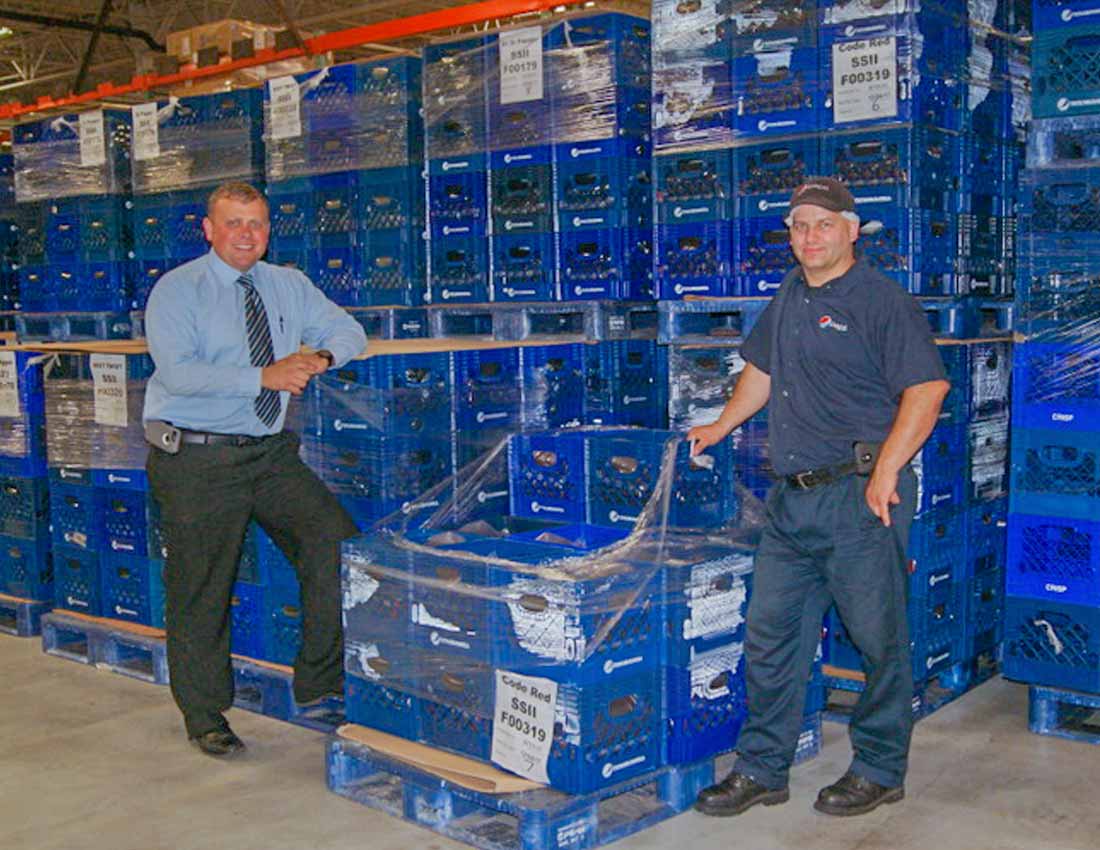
{"left": 818, "top": 315, "right": 849, "bottom": 332}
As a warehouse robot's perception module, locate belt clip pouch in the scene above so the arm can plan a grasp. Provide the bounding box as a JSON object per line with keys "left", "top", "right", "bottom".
{"left": 145, "top": 420, "right": 182, "bottom": 454}
{"left": 853, "top": 441, "right": 880, "bottom": 475}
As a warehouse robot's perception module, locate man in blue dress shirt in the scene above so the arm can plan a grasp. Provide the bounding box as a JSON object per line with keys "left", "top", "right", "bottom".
{"left": 143, "top": 182, "right": 367, "bottom": 757}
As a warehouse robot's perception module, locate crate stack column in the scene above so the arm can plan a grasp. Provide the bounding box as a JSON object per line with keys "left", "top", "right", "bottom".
{"left": 1003, "top": 0, "right": 1100, "bottom": 696}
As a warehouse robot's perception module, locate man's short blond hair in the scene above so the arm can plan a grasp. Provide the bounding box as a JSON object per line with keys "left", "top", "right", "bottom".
{"left": 206, "top": 182, "right": 268, "bottom": 217}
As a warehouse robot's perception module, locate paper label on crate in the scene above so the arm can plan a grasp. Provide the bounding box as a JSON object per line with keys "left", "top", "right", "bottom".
{"left": 131, "top": 102, "right": 160, "bottom": 161}
{"left": 491, "top": 670, "right": 557, "bottom": 784}
{"left": 90, "top": 354, "right": 128, "bottom": 427}
{"left": 268, "top": 76, "right": 302, "bottom": 140}
{"left": 499, "top": 27, "right": 544, "bottom": 105}
{"left": 831, "top": 36, "right": 897, "bottom": 124}
{"left": 78, "top": 110, "right": 107, "bottom": 167}
{"left": 0, "top": 352, "right": 19, "bottom": 418}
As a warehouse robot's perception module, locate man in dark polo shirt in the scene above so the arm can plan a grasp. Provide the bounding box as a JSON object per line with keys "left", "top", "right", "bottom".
{"left": 688, "top": 178, "right": 949, "bottom": 817}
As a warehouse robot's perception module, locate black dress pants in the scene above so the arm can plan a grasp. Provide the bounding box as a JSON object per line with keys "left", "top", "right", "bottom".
{"left": 147, "top": 431, "right": 358, "bottom": 738}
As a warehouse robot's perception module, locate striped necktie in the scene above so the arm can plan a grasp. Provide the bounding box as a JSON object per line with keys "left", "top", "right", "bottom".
{"left": 237, "top": 273, "right": 281, "bottom": 428}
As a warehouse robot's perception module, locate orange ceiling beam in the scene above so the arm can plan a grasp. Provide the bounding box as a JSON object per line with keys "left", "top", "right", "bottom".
{"left": 0, "top": 0, "right": 589, "bottom": 121}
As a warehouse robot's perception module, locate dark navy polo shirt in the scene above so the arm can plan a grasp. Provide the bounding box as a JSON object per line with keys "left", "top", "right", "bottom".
{"left": 741, "top": 259, "right": 947, "bottom": 476}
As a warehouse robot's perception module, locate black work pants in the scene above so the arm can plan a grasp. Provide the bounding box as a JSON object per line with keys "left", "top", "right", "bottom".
{"left": 735, "top": 467, "right": 917, "bottom": 790}
{"left": 147, "top": 431, "right": 358, "bottom": 738}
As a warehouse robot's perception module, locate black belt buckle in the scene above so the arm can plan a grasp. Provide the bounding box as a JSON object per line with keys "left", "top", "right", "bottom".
{"left": 793, "top": 470, "right": 818, "bottom": 490}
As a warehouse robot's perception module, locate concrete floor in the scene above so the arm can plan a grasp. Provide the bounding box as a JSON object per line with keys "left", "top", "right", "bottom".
{"left": 4, "top": 633, "right": 1099, "bottom": 850}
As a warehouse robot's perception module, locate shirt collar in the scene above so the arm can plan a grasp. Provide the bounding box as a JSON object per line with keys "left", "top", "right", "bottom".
{"left": 206, "top": 249, "right": 258, "bottom": 286}
{"left": 798, "top": 257, "right": 865, "bottom": 297}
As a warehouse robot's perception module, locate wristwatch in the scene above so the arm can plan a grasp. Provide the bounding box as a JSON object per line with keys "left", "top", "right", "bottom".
{"left": 316, "top": 349, "right": 335, "bottom": 369}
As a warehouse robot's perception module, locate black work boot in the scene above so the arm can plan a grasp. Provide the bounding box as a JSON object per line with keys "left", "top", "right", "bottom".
{"left": 813, "top": 771, "right": 904, "bottom": 816}
{"left": 189, "top": 726, "right": 247, "bottom": 758}
{"left": 694, "top": 771, "right": 790, "bottom": 817}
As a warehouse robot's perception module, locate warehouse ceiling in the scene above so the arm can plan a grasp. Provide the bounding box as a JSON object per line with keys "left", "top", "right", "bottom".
{"left": 0, "top": 0, "right": 648, "bottom": 112}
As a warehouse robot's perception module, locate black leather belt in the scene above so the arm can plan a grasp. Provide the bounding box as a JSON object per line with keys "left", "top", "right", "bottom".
{"left": 180, "top": 429, "right": 279, "bottom": 447}
{"left": 785, "top": 461, "right": 858, "bottom": 491}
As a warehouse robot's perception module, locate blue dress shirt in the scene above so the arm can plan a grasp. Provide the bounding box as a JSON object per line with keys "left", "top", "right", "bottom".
{"left": 143, "top": 250, "right": 367, "bottom": 436}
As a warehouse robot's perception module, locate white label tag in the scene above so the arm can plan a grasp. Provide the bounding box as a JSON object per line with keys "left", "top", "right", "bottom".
{"left": 78, "top": 110, "right": 107, "bottom": 167}
{"left": 499, "top": 27, "right": 544, "bottom": 105}
{"left": 831, "top": 36, "right": 897, "bottom": 124}
{"left": 491, "top": 670, "right": 557, "bottom": 783}
{"left": 0, "top": 352, "right": 20, "bottom": 418}
{"left": 131, "top": 103, "right": 160, "bottom": 161}
{"left": 268, "top": 76, "right": 302, "bottom": 140}
{"left": 90, "top": 354, "right": 128, "bottom": 427}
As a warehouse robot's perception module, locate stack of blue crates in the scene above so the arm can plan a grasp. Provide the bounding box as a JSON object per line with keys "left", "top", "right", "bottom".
{"left": 1003, "top": 11, "right": 1100, "bottom": 692}
{"left": 129, "top": 90, "right": 265, "bottom": 308}
{"left": 43, "top": 353, "right": 166, "bottom": 625}
{"left": 424, "top": 14, "right": 653, "bottom": 305}
{"left": 652, "top": 0, "right": 1026, "bottom": 303}
{"left": 264, "top": 58, "right": 426, "bottom": 308}
{"left": 0, "top": 353, "right": 51, "bottom": 604}
{"left": 0, "top": 154, "right": 19, "bottom": 313}
{"left": 12, "top": 110, "right": 132, "bottom": 315}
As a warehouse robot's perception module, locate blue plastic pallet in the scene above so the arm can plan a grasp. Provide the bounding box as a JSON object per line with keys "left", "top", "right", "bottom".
{"left": 0, "top": 592, "right": 51, "bottom": 637}
{"left": 1029, "top": 684, "right": 1100, "bottom": 745}
{"left": 231, "top": 656, "right": 346, "bottom": 733}
{"left": 427, "top": 301, "right": 657, "bottom": 341}
{"left": 16, "top": 311, "right": 133, "bottom": 342}
{"left": 326, "top": 716, "right": 820, "bottom": 850}
{"left": 40, "top": 611, "right": 170, "bottom": 685}
{"left": 657, "top": 298, "right": 770, "bottom": 345}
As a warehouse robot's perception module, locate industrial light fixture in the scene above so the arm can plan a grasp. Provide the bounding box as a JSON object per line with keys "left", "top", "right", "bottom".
{"left": 0, "top": 27, "right": 13, "bottom": 38}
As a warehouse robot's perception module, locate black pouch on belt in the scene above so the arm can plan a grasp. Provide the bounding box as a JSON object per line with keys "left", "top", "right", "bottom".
{"left": 853, "top": 441, "right": 882, "bottom": 475}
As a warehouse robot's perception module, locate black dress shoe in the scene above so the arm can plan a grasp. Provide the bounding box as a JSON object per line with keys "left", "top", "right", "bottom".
{"left": 694, "top": 771, "right": 790, "bottom": 817}
{"left": 296, "top": 688, "right": 344, "bottom": 710}
{"left": 190, "top": 728, "right": 247, "bottom": 758}
{"left": 813, "top": 772, "right": 904, "bottom": 816}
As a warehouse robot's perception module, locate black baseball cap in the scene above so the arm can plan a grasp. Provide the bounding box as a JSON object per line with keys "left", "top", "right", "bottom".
{"left": 787, "top": 177, "right": 858, "bottom": 219}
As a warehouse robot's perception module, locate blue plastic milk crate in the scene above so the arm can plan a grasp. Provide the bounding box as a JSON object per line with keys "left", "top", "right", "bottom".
{"left": 429, "top": 235, "right": 490, "bottom": 304}
{"left": 452, "top": 348, "right": 521, "bottom": 432}
{"left": 99, "top": 553, "right": 165, "bottom": 627}
{"left": 733, "top": 46, "right": 822, "bottom": 137}
{"left": 735, "top": 137, "right": 820, "bottom": 218}
{"left": 342, "top": 538, "right": 413, "bottom": 646}
{"left": 735, "top": 214, "right": 792, "bottom": 296}
{"left": 855, "top": 205, "right": 958, "bottom": 295}
{"left": 1011, "top": 342, "right": 1100, "bottom": 431}
{"left": 428, "top": 166, "right": 489, "bottom": 240}
{"left": 1010, "top": 428, "right": 1100, "bottom": 522}
{"left": 491, "top": 232, "right": 557, "bottom": 302}
{"left": 0, "top": 475, "right": 48, "bottom": 539}
{"left": 268, "top": 178, "right": 315, "bottom": 245}
{"left": 557, "top": 227, "right": 647, "bottom": 301}
{"left": 77, "top": 195, "right": 131, "bottom": 263}
{"left": 913, "top": 422, "right": 967, "bottom": 515}
{"left": 655, "top": 148, "right": 734, "bottom": 224}
{"left": 357, "top": 229, "right": 425, "bottom": 306}
{"left": 510, "top": 432, "right": 588, "bottom": 523}
{"left": 423, "top": 36, "right": 490, "bottom": 158}
{"left": 652, "top": 0, "right": 731, "bottom": 62}
{"left": 52, "top": 544, "right": 101, "bottom": 615}
{"left": 519, "top": 344, "right": 586, "bottom": 429}
{"left": 309, "top": 241, "right": 359, "bottom": 306}
{"left": 489, "top": 152, "right": 554, "bottom": 234}
{"left": 1020, "top": 168, "right": 1100, "bottom": 233}
{"left": 824, "top": 125, "right": 961, "bottom": 209}
{"left": 1033, "top": 25, "right": 1100, "bottom": 119}
{"left": 358, "top": 166, "right": 424, "bottom": 232}
{"left": 1007, "top": 512, "right": 1100, "bottom": 607}
{"left": 1003, "top": 596, "right": 1100, "bottom": 692}
{"left": 652, "top": 61, "right": 736, "bottom": 150}
{"left": 309, "top": 172, "right": 357, "bottom": 237}
{"left": 964, "top": 568, "right": 1004, "bottom": 657}
{"left": 95, "top": 486, "right": 150, "bottom": 557}
{"left": 262, "top": 580, "right": 303, "bottom": 666}
{"left": 230, "top": 580, "right": 265, "bottom": 659}
{"left": 656, "top": 221, "right": 735, "bottom": 299}
{"left": 727, "top": 0, "right": 819, "bottom": 54}
{"left": 345, "top": 641, "right": 419, "bottom": 739}
{"left": 908, "top": 508, "right": 967, "bottom": 583}
{"left": 555, "top": 148, "right": 653, "bottom": 232}
{"left": 0, "top": 534, "right": 52, "bottom": 601}
{"left": 583, "top": 339, "right": 667, "bottom": 429}
{"left": 665, "top": 645, "right": 748, "bottom": 764}
{"left": 49, "top": 478, "right": 100, "bottom": 551}
{"left": 966, "top": 499, "right": 1007, "bottom": 578}
{"left": 546, "top": 13, "right": 652, "bottom": 90}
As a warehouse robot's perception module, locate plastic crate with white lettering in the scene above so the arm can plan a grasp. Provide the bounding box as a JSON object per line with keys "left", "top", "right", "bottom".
{"left": 48, "top": 478, "right": 99, "bottom": 551}
{"left": 824, "top": 125, "right": 961, "bottom": 209}
{"left": 555, "top": 146, "right": 652, "bottom": 232}
{"left": 429, "top": 235, "right": 490, "bottom": 304}
{"left": 357, "top": 166, "right": 423, "bottom": 232}
{"left": 912, "top": 422, "right": 967, "bottom": 516}
{"left": 966, "top": 499, "right": 1006, "bottom": 578}
{"left": 452, "top": 348, "right": 521, "bottom": 432}
{"left": 52, "top": 543, "right": 101, "bottom": 615}
{"left": 968, "top": 339, "right": 1011, "bottom": 422}
{"left": 735, "top": 137, "right": 820, "bottom": 219}
{"left": 557, "top": 226, "right": 650, "bottom": 301}
{"left": 357, "top": 229, "right": 425, "bottom": 306}
{"left": 733, "top": 46, "right": 823, "bottom": 137}
{"left": 967, "top": 416, "right": 1009, "bottom": 503}
{"left": 853, "top": 204, "right": 958, "bottom": 295}
{"left": 1003, "top": 596, "right": 1100, "bottom": 692}
{"left": 519, "top": 343, "right": 587, "bottom": 429}
{"left": 423, "top": 36, "right": 490, "bottom": 159}
{"left": 309, "top": 240, "right": 359, "bottom": 306}
{"left": 491, "top": 232, "right": 557, "bottom": 302}
{"left": 94, "top": 486, "right": 149, "bottom": 557}
{"left": 1009, "top": 428, "right": 1100, "bottom": 522}
{"left": 652, "top": 61, "right": 736, "bottom": 150}
{"left": 0, "top": 534, "right": 51, "bottom": 601}
{"left": 1007, "top": 513, "right": 1100, "bottom": 607}
{"left": 734, "top": 214, "right": 792, "bottom": 296}
{"left": 656, "top": 221, "right": 735, "bottom": 299}
{"left": 345, "top": 641, "right": 419, "bottom": 739}
{"left": 664, "top": 542, "right": 754, "bottom": 665}
{"left": 583, "top": 339, "right": 668, "bottom": 429}
{"left": 99, "top": 553, "right": 165, "bottom": 627}
{"left": 727, "top": 0, "right": 819, "bottom": 55}
{"left": 428, "top": 161, "right": 489, "bottom": 240}
{"left": 1011, "top": 342, "right": 1100, "bottom": 432}
{"left": 655, "top": 149, "right": 734, "bottom": 224}
{"left": 652, "top": 0, "right": 731, "bottom": 64}
{"left": 490, "top": 150, "right": 554, "bottom": 234}
{"left": 907, "top": 507, "right": 967, "bottom": 584}
{"left": 510, "top": 431, "right": 589, "bottom": 523}
{"left": 965, "top": 566, "right": 1003, "bottom": 657}
{"left": 0, "top": 475, "right": 48, "bottom": 540}
{"left": 1033, "top": 25, "right": 1100, "bottom": 119}
{"left": 664, "top": 643, "right": 748, "bottom": 764}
